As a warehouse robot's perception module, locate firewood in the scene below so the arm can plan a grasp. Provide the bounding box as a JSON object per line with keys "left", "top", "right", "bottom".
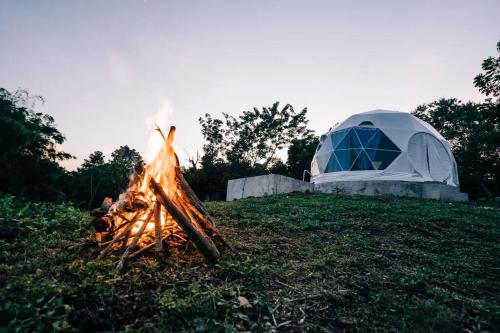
{"left": 116, "top": 206, "right": 156, "bottom": 273}
{"left": 129, "top": 235, "right": 168, "bottom": 258}
{"left": 176, "top": 169, "right": 218, "bottom": 228}
{"left": 120, "top": 229, "right": 132, "bottom": 251}
{"left": 91, "top": 197, "right": 113, "bottom": 217}
{"left": 95, "top": 125, "right": 230, "bottom": 270}
{"left": 150, "top": 178, "right": 220, "bottom": 263}
{"left": 183, "top": 199, "right": 236, "bottom": 253}
{"left": 97, "top": 211, "right": 142, "bottom": 259}
{"left": 175, "top": 169, "right": 235, "bottom": 252}
{"left": 154, "top": 203, "right": 163, "bottom": 256}
{"left": 94, "top": 215, "right": 113, "bottom": 232}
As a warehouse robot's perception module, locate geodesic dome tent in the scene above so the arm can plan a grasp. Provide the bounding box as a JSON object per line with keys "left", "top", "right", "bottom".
{"left": 311, "top": 110, "right": 459, "bottom": 186}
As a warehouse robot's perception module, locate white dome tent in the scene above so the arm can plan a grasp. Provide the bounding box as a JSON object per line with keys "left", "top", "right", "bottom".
{"left": 310, "top": 110, "right": 467, "bottom": 201}
{"left": 311, "top": 110, "right": 459, "bottom": 185}
{"left": 226, "top": 110, "right": 467, "bottom": 202}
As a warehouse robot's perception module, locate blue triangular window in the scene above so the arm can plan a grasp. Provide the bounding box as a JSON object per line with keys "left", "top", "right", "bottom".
{"left": 325, "top": 154, "right": 342, "bottom": 172}
{"left": 365, "top": 130, "right": 400, "bottom": 151}
{"left": 336, "top": 129, "right": 361, "bottom": 149}
{"left": 354, "top": 127, "right": 377, "bottom": 148}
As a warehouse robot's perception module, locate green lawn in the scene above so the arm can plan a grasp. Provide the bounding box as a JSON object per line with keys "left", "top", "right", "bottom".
{"left": 1, "top": 193, "right": 499, "bottom": 332}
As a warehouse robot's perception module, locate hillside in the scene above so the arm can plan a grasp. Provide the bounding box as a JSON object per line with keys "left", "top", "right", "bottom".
{"left": 1, "top": 193, "right": 499, "bottom": 332}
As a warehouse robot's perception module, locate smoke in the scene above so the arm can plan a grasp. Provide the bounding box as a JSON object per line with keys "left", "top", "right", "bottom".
{"left": 145, "top": 99, "right": 174, "bottom": 162}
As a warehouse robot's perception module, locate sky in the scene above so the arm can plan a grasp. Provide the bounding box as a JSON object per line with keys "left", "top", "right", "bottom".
{"left": 1, "top": 0, "right": 499, "bottom": 170}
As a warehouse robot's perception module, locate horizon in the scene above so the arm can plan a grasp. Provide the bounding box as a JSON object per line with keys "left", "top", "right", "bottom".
{"left": 1, "top": 0, "right": 499, "bottom": 170}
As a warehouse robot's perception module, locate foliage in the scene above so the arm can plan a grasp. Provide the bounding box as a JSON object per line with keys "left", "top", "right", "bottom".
{"left": 413, "top": 99, "right": 499, "bottom": 197}
{"left": 68, "top": 147, "right": 142, "bottom": 208}
{"left": 474, "top": 41, "right": 500, "bottom": 98}
{"left": 199, "top": 102, "right": 313, "bottom": 169}
{"left": 0, "top": 88, "right": 73, "bottom": 201}
{"left": 188, "top": 102, "right": 316, "bottom": 199}
{"left": 412, "top": 41, "right": 500, "bottom": 198}
{"left": 287, "top": 134, "right": 319, "bottom": 180}
{"left": 1, "top": 193, "right": 499, "bottom": 332}
{"left": 109, "top": 146, "right": 143, "bottom": 197}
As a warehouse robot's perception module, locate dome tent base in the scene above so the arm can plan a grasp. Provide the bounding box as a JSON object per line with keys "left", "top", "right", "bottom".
{"left": 226, "top": 174, "right": 468, "bottom": 202}
{"left": 314, "top": 180, "right": 468, "bottom": 202}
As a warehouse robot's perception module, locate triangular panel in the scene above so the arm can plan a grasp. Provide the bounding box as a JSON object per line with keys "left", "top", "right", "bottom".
{"left": 351, "top": 150, "right": 375, "bottom": 171}
{"left": 315, "top": 152, "right": 331, "bottom": 173}
{"left": 365, "top": 130, "right": 400, "bottom": 151}
{"left": 329, "top": 129, "right": 349, "bottom": 150}
{"left": 325, "top": 154, "right": 342, "bottom": 173}
{"left": 354, "top": 127, "right": 378, "bottom": 148}
{"left": 334, "top": 149, "right": 361, "bottom": 171}
{"left": 365, "top": 149, "right": 401, "bottom": 170}
{"left": 336, "top": 130, "right": 361, "bottom": 149}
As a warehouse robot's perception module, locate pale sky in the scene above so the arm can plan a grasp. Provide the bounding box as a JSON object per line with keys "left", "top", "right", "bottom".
{"left": 1, "top": 0, "right": 498, "bottom": 170}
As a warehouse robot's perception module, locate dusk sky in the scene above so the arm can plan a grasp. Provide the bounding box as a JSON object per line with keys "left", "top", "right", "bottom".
{"left": 1, "top": 0, "right": 499, "bottom": 170}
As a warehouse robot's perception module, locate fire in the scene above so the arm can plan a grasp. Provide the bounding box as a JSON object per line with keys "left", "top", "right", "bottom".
{"left": 93, "top": 126, "right": 231, "bottom": 272}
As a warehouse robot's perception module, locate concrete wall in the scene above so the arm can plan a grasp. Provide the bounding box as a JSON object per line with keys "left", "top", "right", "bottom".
{"left": 226, "top": 174, "right": 313, "bottom": 201}
{"left": 226, "top": 175, "right": 468, "bottom": 202}
{"left": 314, "top": 180, "right": 468, "bottom": 201}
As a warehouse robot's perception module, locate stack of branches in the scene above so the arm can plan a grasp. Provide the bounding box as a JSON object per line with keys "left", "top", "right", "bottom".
{"left": 92, "top": 126, "right": 233, "bottom": 273}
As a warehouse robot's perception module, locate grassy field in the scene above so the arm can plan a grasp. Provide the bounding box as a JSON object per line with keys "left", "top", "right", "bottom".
{"left": 0, "top": 193, "right": 499, "bottom": 332}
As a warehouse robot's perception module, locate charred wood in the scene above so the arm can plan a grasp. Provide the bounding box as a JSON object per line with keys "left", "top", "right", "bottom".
{"left": 150, "top": 178, "right": 220, "bottom": 263}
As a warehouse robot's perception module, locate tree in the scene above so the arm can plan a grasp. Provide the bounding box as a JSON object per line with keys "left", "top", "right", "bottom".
{"left": 287, "top": 134, "right": 319, "bottom": 180}
{"left": 109, "top": 146, "right": 143, "bottom": 198}
{"left": 0, "top": 88, "right": 73, "bottom": 201}
{"left": 412, "top": 41, "right": 500, "bottom": 198}
{"left": 413, "top": 99, "right": 499, "bottom": 197}
{"left": 68, "top": 151, "right": 111, "bottom": 208}
{"left": 68, "top": 147, "right": 143, "bottom": 208}
{"left": 187, "top": 102, "right": 315, "bottom": 199}
{"left": 474, "top": 41, "right": 500, "bottom": 99}
{"left": 199, "top": 102, "right": 313, "bottom": 170}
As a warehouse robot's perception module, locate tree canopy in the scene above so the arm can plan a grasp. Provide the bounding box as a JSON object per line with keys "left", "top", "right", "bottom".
{"left": 474, "top": 41, "right": 500, "bottom": 99}
{"left": 199, "top": 102, "right": 314, "bottom": 169}
{"left": 186, "top": 102, "right": 317, "bottom": 199}
{"left": 0, "top": 88, "right": 73, "bottom": 201}
{"left": 69, "top": 147, "right": 143, "bottom": 208}
{"left": 413, "top": 40, "right": 500, "bottom": 198}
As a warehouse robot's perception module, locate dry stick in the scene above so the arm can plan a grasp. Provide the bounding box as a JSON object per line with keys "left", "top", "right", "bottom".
{"left": 150, "top": 178, "right": 220, "bottom": 263}
{"left": 154, "top": 202, "right": 163, "bottom": 256}
{"left": 113, "top": 218, "right": 130, "bottom": 233}
{"left": 181, "top": 194, "right": 236, "bottom": 253}
{"left": 175, "top": 169, "right": 213, "bottom": 223}
{"left": 159, "top": 128, "right": 220, "bottom": 239}
{"left": 177, "top": 203, "right": 225, "bottom": 251}
{"left": 97, "top": 211, "right": 142, "bottom": 259}
{"left": 129, "top": 235, "right": 169, "bottom": 258}
{"left": 176, "top": 197, "right": 207, "bottom": 240}
{"left": 174, "top": 168, "right": 235, "bottom": 252}
{"left": 116, "top": 206, "right": 156, "bottom": 273}
{"left": 120, "top": 229, "right": 132, "bottom": 251}
{"left": 117, "top": 213, "right": 132, "bottom": 223}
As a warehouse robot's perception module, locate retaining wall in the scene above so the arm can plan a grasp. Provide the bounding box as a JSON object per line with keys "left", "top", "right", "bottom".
{"left": 226, "top": 174, "right": 468, "bottom": 202}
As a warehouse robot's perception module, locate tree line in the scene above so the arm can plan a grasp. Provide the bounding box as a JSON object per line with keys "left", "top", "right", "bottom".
{"left": 0, "top": 41, "right": 498, "bottom": 205}
{"left": 0, "top": 87, "right": 142, "bottom": 207}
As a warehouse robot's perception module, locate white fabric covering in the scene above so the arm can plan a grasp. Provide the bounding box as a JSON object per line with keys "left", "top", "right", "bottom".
{"left": 311, "top": 110, "right": 459, "bottom": 187}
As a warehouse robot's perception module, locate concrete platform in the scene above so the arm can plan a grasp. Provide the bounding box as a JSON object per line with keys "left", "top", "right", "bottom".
{"left": 226, "top": 174, "right": 313, "bottom": 201}
{"left": 314, "top": 180, "right": 468, "bottom": 202}
{"left": 226, "top": 175, "right": 468, "bottom": 202}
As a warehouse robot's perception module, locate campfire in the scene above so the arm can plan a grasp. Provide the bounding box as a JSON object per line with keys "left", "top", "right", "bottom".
{"left": 93, "top": 126, "right": 231, "bottom": 272}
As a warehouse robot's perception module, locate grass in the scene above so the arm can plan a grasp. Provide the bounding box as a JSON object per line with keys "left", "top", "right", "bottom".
{"left": 0, "top": 193, "right": 499, "bottom": 332}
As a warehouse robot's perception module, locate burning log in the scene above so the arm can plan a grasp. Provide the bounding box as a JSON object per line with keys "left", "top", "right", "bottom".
{"left": 95, "top": 125, "right": 230, "bottom": 272}
{"left": 153, "top": 203, "right": 163, "bottom": 256}
{"left": 150, "top": 178, "right": 220, "bottom": 262}
{"left": 116, "top": 205, "right": 156, "bottom": 273}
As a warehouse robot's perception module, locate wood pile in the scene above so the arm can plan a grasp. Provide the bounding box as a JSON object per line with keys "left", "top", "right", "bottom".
{"left": 92, "top": 126, "right": 231, "bottom": 272}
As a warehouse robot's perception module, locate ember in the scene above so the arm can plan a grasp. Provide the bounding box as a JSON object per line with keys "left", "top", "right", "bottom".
{"left": 93, "top": 126, "right": 231, "bottom": 272}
